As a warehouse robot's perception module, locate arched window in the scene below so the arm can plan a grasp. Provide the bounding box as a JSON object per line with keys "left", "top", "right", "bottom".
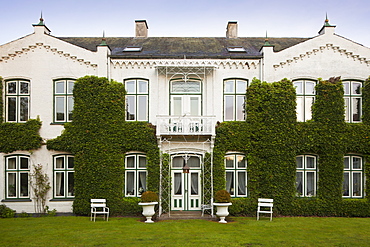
{"left": 170, "top": 79, "right": 202, "bottom": 116}
{"left": 5, "top": 79, "right": 30, "bottom": 122}
{"left": 5, "top": 155, "right": 30, "bottom": 198}
{"left": 293, "top": 79, "right": 317, "bottom": 122}
{"left": 224, "top": 153, "right": 247, "bottom": 197}
{"left": 54, "top": 79, "right": 75, "bottom": 123}
{"left": 296, "top": 155, "right": 317, "bottom": 197}
{"left": 125, "top": 154, "right": 147, "bottom": 197}
{"left": 223, "top": 79, "right": 248, "bottom": 121}
{"left": 343, "top": 80, "right": 362, "bottom": 123}
{"left": 343, "top": 155, "right": 364, "bottom": 198}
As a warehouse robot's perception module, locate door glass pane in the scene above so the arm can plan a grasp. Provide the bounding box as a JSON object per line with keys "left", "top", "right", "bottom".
{"left": 343, "top": 172, "right": 349, "bottom": 196}
{"left": 20, "top": 82, "right": 29, "bottom": 94}
{"left": 55, "top": 172, "right": 65, "bottom": 196}
{"left": 56, "top": 81, "right": 65, "bottom": 94}
{"left": 174, "top": 173, "right": 182, "bottom": 195}
{"left": 188, "top": 156, "right": 200, "bottom": 167}
{"left": 296, "top": 171, "right": 303, "bottom": 196}
{"left": 186, "top": 81, "right": 200, "bottom": 92}
{"left": 20, "top": 173, "right": 29, "bottom": 197}
{"left": 19, "top": 97, "right": 29, "bottom": 121}
{"left": 67, "top": 172, "right": 74, "bottom": 196}
{"left": 236, "top": 95, "right": 245, "bottom": 121}
{"left": 191, "top": 173, "right": 198, "bottom": 195}
{"left": 224, "top": 95, "right": 234, "bottom": 120}
{"left": 138, "top": 80, "right": 148, "bottom": 93}
{"left": 125, "top": 80, "right": 135, "bottom": 93}
{"left": 126, "top": 156, "right": 135, "bottom": 168}
{"left": 126, "top": 95, "right": 135, "bottom": 120}
{"left": 7, "top": 97, "right": 16, "bottom": 121}
{"left": 172, "top": 156, "right": 183, "bottom": 168}
{"left": 126, "top": 172, "right": 135, "bottom": 195}
{"left": 173, "top": 97, "right": 182, "bottom": 115}
{"left": 352, "top": 172, "right": 362, "bottom": 197}
{"left": 190, "top": 97, "right": 199, "bottom": 116}
{"left": 55, "top": 157, "right": 65, "bottom": 169}
{"left": 224, "top": 80, "right": 234, "bottom": 93}
{"left": 7, "top": 81, "right": 17, "bottom": 94}
{"left": 8, "top": 173, "right": 16, "bottom": 197}
{"left": 306, "top": 171, "right": 315, "bottom": 196}
{"left": 56, "top": 97, "right": 65, "bottom": 121}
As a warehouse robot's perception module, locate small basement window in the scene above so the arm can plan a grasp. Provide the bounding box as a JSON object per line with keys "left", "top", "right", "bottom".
{"left": 123, "top": 47, "right": 142, "bottom": 52}
{"left": 227, "top": 46, "right": 246, "bottom": 52}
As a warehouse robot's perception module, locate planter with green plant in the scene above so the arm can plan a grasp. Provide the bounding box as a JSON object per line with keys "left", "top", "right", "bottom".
{"left": 213, "top": 190, "right": 232, "bottom": 223}
{"left": 138, "top": 191, "right": 158, "bottom": 223}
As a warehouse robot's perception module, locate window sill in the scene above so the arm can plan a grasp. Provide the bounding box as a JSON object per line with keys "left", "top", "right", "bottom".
{"left": 2, "top": 199, "right": 32, "bottom": 202}
{"left": 49, "top": 198, "right": 74, "bottom": 202}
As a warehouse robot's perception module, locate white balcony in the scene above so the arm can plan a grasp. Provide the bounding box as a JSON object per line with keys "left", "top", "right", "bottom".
{"left": 156, "top": 115, "right": 216, "bottom": 136}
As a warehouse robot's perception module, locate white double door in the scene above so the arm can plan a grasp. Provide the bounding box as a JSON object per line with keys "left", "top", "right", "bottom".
{"left": 171, "top": 170, "right": 201, "bottom": 211}
{"left": 171, "top": 95, "right": 201, "bottom": 116}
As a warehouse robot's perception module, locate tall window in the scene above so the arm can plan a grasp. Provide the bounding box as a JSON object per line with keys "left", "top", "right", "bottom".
{"left": 5, "top": 80, "right": 30, "bottom": 122}
{"left": 54, "top": 155, "right": 74, "bottom": 198}
{"left": 54, "top": 79, "right": 74, "bottom": 123}
{"left": 5, "top": 155, "right": 30, "bottom": 199}
{"left": 125, "top": 154, "right": 147, "bottom": 197}
{"left": 293, "top": 79, "right": 316, "bottom": 122}
{"left": 125, "top": 79, "right": 149, "bottom": 121}
{"left": 343, "top": 80, "right": 362, "bottom": 123}
{"left": 224, "top": 79, "right": 247, "bottom": 121}
{"left": 170, "top": 79, "right": 201, "bottom": 116}
{"left": 343, "top": 155, "right": 363, "bottom": 198}
{"left": 296, "top": 155, "right": 317, "bottom": 197}
{"left": 225, "top": 153, "right": 247, "bottom": 197}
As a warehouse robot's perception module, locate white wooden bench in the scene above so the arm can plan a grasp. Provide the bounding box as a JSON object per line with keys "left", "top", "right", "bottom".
{"left": 257, "top": 198, "right": 273, "bottom": 221}
{"left": 91, "top": 199, "right": 109, "bottom": 221}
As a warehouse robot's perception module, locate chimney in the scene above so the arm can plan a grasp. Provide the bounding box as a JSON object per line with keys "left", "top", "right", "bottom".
{"left": 135, "top": 20, "right": 148, "bottom": 38}
{"left": 226, "top": 21, "right": 238, "bottom": 39}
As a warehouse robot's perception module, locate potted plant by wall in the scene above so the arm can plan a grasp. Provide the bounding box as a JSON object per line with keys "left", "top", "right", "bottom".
{"left": 138, "top": 191, "right": 158, "bottom": 223}
{"left": 213, "top": 190, "right": 232, "bottom": 223}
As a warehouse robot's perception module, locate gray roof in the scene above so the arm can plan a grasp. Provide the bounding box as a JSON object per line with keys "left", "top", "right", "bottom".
{"left": 58, "top": 37, "right": 310, "bottom": 59}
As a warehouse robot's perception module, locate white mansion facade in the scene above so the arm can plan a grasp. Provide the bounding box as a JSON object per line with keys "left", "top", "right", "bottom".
{"left": 0, "top": 17, "right": 369, "bottom": 214}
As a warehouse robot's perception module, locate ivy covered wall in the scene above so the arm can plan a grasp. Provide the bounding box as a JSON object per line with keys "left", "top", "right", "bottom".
{"left": 218, "top": 77, "right": 370, "bottom": 217}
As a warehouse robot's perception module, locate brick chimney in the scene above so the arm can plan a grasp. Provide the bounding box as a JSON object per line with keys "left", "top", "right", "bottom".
{"left": 135, "top": 20, "right": 148, "bottom": 38}
{"left": 226, "top": 21, "right": 238, "bottom": 39}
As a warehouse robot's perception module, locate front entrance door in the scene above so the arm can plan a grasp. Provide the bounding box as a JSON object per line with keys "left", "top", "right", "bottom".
{"left": 171, "top": 154, "right": 201, "bottom": 211}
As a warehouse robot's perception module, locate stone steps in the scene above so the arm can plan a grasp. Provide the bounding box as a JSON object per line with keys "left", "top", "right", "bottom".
{"left": 158, "top": 210, "right": 215, "bottom": 220}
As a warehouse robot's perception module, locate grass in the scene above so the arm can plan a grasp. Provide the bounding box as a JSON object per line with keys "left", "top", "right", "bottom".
{"left": 1, "top": 216, "right": 370, "bottom": 246}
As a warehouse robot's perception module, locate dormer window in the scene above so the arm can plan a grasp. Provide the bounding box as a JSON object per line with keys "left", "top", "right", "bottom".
{"left": 123, "top": 46, "right": 142, "bottom": 52}
{"left": 227, "top": 46, "right": 246, "bottom": 53}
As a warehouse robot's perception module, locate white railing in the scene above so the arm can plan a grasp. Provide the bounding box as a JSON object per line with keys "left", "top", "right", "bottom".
{"left": 156, "top": 115, "right": 216, "bottom": 136}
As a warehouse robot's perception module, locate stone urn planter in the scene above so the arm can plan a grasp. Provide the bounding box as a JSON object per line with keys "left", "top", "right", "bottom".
{"left": 213, "top": 202, "right": 232, "bottom": 223}
{"left": 138, "top": 201, "right": 158, "bottom": 223}
{"left": 214, "top": 189, "right": 232, "bottom": 223}
{"left": 138, "top": 191, "right": 158, "bottom": 223}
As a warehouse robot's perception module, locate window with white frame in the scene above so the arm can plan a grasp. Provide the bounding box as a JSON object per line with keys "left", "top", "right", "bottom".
{"left": 293, "top": 79, "right": 317, "bottom": 122}
{"left": 5, "top": 80, "right": 30, "bottom": 122}
{"left": 125, "top": 79, "right": 149, "bottom": 121}
{"left": 170, "top": 79, "right": 202, "bottom": 116}
{"left": 54, "top": 155, "right": 74, "bottom": 198}
{"left": 125, "top": 154, "right": 147, "bottom": 197}
{"left": 343, "top": 155, "right": 363, "bottom": 198}
{"left": 5, "top": 155, "right": 30, "bottom": 199}
{"left": 343, "top": 80, "right": 362, "bottom": 123}
{"left": 296, "top": 155, "right": 317, "bottom": 197}
{"left": 54, "top": 79, "right": 75, "bottom": 123}
{"left": 224, "top": 79, "right": 247, "bottom": 121}
{"left": 225, "top": 153, "right": 247, "bottom": 197}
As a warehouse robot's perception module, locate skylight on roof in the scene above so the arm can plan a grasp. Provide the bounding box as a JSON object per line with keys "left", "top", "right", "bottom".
{"left": 227, "top": 47, "right": 246, "bottom": 53}
{"left": 123, "top": 46, "right": 142, "bottom": 52}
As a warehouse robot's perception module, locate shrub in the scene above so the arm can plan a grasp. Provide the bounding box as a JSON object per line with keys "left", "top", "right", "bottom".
{"left": 215, "top": 190, "right": 231, "bottom": 203}
{"left": 140, "top": 191, "right": 158, "bottom": 202}
{"left": 0, "top": 204, "right": 15, "bottom": 218}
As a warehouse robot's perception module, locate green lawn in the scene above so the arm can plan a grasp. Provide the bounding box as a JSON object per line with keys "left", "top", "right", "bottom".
{"left": 1, "top": 216, "right": 369, "bottom": 246}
